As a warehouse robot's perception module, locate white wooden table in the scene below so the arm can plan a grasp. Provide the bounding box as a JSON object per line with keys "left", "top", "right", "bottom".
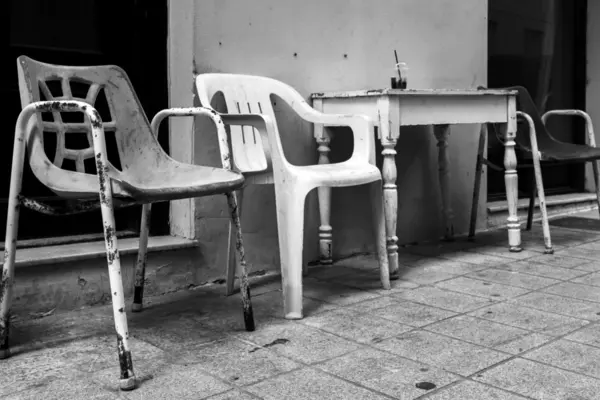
{"left": 311, "top": 88, "right": 520, "bottom": 277}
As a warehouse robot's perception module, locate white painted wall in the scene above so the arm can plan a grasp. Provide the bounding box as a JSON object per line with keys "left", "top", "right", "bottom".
{"left": 177, "top": 0, "right": 488, "bottom": 271}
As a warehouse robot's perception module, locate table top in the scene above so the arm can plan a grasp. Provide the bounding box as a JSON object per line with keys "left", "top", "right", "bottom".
{"left": 311, "top": 88, "right": 518, "bottom": 99}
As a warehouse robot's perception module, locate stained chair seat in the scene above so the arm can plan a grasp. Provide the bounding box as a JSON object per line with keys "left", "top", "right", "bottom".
{"left": 536, "top": 140, "right": 600, "bottom": 162}
{"left": 43, "top": 163, "right": 245, "bottom": 203}
{"left": 116, "top": 163, "right": 245, "bottom": 202}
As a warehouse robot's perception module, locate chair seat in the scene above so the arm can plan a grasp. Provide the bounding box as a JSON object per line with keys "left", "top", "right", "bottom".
{"left": 537, "top": 140, "right": 600, "bottom": 162}
{"left": 47, "top": 162, "right": 244, "bottom": 203}
{"left": 116, "top": 162, "right": 245, "bottom": 202}
{"left": 290, "top": 161, "right": 381, "bottom": 187}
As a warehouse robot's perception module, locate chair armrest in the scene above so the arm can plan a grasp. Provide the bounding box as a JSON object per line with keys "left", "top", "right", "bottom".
{"left": 542, "top": 109, "right": 596, "bottom": 147}
{"left": 291, "top": 99, "right": 375, "bottom": 163}
{"left": 517, "top": 111, "right": 541, "bottom": 159}
{"left": 150, "top": 107, "right": 234, "bottom": 170}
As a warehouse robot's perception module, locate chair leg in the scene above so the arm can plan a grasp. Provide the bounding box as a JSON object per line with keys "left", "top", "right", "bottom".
{"left": 96, "top": 175, "right": 136, "bottom": 390}
{"left": 132, "top": 203, "right": 152, "bottom": 312}
{"left": 526, "top": 172, "right": 536, "bottom": 231}
{"left": 531, "top": 154, "right": 553, "bottom": 254}
{"left": 1, "top": 122, "right": 28, "bottom": 360}
{"left": 225, "top": 191, "right": 255, "bottom": 331}
{"left": 0, "top": 189, "right": 24, "bottom": 360}
{"left": 468, "top": 123, "right": 487, "bottom": 241}
{"left": 225, "top": 188, "right": 245, "bottom": 296}
{"left": 592, "top": 160, "right": 600, "bottom": 219}
{"left": 370, "top": 181, "right": 392, "bottom": 287}
{"left": 274, "top": 185, "right": 308, "bottom": 320}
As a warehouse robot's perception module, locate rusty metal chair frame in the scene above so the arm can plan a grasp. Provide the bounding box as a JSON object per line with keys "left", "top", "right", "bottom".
{"left": 0, "top": 56, "right": 255, "bottom": 391}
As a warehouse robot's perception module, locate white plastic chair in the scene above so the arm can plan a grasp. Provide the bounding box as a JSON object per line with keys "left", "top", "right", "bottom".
{"left": 1, "top": 57, "right": 255, "bottom": 391}
{"left": 195, "top": 73, "right": 390, "bottom": 319}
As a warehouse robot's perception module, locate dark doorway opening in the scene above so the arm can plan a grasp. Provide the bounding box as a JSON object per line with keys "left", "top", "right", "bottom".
{"left": 487, "top": 0, "right": 588, "bottom": 201}
{"left": 1, "top": 0, "right": 170, "bottom": 241}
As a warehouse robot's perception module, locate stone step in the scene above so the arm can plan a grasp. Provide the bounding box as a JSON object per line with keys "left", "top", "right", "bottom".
{"left": 487, "top": 192, "right": 598, "bottom": 229}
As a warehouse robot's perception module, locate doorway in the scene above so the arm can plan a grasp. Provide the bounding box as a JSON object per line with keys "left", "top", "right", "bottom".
{"left": 1, "top": 0, "right": 169, "bottom": 241}
{"left": 487, "top": 0, "right": 587, "bottom": 201}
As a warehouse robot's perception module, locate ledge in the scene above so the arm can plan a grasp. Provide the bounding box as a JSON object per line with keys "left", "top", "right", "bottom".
{"left": 487, "top": 192, "right": 597, "bottom": 214}
{"left": 3, "top": 235, "right": 197, "bottom": 269}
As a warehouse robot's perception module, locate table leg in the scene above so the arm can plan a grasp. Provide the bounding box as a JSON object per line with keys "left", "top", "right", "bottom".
{"left": 503, "top": 123, "right": 522, "bottom": 252}
{"left": 433, "top": 124, "right": 454, "bottom": 241}
{"left": 382, "top": 139, "right": 399, "bottom": 278}
{"left": 316, "top": 135, "right": 333, "bottom": 264}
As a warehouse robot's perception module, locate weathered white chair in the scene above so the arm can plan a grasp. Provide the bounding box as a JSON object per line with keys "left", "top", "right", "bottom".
{"left": 0, "top": 56, "right": 255, "bottom": 391}
{"left": 195, "top": 73, "right": 390, "bottom": 320}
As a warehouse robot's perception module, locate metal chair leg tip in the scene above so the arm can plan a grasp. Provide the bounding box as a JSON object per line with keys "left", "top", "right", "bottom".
{"left": 120, "top": 376, "right": 137, "bottom": 391}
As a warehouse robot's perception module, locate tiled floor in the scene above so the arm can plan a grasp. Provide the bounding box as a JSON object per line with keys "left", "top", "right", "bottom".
{"left": 4, "top": 213, "right": 600, "bottom": 399}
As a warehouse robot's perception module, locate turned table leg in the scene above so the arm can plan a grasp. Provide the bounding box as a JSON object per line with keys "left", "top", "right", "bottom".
{"left": 503, "top": 97, "right": 522, "bottom": 252}
{"left": 381, "top": 138, "right": 399, "bottom": 277}
{"left": 316, "top": 135, "right": 333, "bottom": 264}
{"left": 503, "top": 127, "right": 522, "bottom": 252}
{"left": 433, "top": 124, "right": 454, "bottom": 241}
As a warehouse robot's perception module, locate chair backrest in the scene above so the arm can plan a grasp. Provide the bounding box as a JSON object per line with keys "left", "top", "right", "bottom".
{"left": 16, "top": 56, "right": 169, "bottom": 194}
{"left": 196, "top": 73, "right": 300, "bottom": 174}
{"left": 485, "top": 85, "right": 558, "bottom": 151}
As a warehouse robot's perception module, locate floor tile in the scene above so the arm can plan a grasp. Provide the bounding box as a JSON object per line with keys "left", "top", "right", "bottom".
{"left": 373, "top": 330, "right": 510, "bottom": 376}
{"left": 426, "top": 380, "right": 528, "bottom": 400}
{"left": 492, "top": 332, "right": 554, "bottom": 355}
{"left": 466, "top": 268, "right": 561, "bottom": 289}
{"left": 239, "top": 322, "right": 361, "bottom": 364}
{"left": 425, "top": 315, "right": 534, "bottom": 349}
{"left": 564, "top": 323, "right": 600, "bottom": 347}
{"left": 496, "top": 260, "right": 589, "bottom": 280}
{"left": 467, "top": 246, "right": 542, "bottom": 260}
{"left": 524, "top": 254, "right": 592, "bottom": 269}
{"left": 318, "top": 348, "right": 459, "bottom": 399}
{"left": 370, "top": 300, "right": 457, "bottom": 327}
{"left": 4, "top": 379, "right": 118, "bottom": 400}
{"left": 396, "top": 267, "right": 460, "bottom": 284}
{"left": 469, "top": 302, "right": 589, "bottom": 336}
{"left": 524, "top": 339, "right": 600, "bottom": 379}
{"left": 301, "top": 308, "right": 412, "bottom": 344}
{"left": 393, "top": 286, "right": 495, "bottom": 312}
{"left": 302, "top": 278, "right": 381, "bottom": 306}
{"left": 571, "top": 272, "right": 600, "bottom": 287}
{"left": 95, "top": 361, "right": 232, "bottom": 399}
{"left": 435, "top": 277, "right": 531, "bottom": 300}
{"left": 555, "top": 246, "right": 599, "bottom": 261}
{"left": 512, "top": 292, "right": 600, "bottom": 321}
{"left": 575, "top": 261, "right": 600, "bottom": 272}
{"left": 438, "top": 251, "right": 513, "bottom": 267}
{"left": 168, "top": 338, "right": 300, "bottom": 386}
{"left": 0, "top": 348, "right": 74, "bottom": 396}
{"left": 403, "top": 257, "right": 488, "bottom": 274}
{"left": 474, "top": 358, "right": 600, "bottom": 399}
{"left": 347, "top": 296, "right": 406, "bottom": 313}
{"left": 206, "top": 390, "right": 260, "bottom": 400}
{"left": 246, "top": 368, "right": 390, "bottom": 400}
{"left": 543, "top": 282, "right": 600, "bottom": 303}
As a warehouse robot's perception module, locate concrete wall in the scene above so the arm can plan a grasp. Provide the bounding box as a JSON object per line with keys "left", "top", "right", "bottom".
{"left": 185, "top": 0, "right": 488, "bottom": 272}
